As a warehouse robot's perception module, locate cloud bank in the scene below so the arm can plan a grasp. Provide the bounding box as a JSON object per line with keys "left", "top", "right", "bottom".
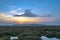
{"left": 0, "top": 6, "right": 60, "bottom": 25}
{"left": 0, "top": 12, "right": 56, "bottom": 25}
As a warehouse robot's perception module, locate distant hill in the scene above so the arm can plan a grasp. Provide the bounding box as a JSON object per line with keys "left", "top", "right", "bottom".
{"left": 0, "top": 23, "right": 47, "bottom": 27}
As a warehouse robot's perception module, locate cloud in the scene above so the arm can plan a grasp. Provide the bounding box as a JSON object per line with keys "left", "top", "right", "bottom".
{"left": 7, "top": 6, "right": 24, "bottom": 15}
{"left": 14, "top": 9, "right": 37, "bottom": 17}
{"left": 9, "top": 6, "right": 52, "bottom": 17}
{"left": 9, "top": 6, "right": 22, "bottom": 11}
{"left": 0, "top": 13, "right": 6, "bottom": 17}
{"left": 9, "top": 6, "right": 17, "bottom": 10}
{"left": 0, "top": 12, "right": 55, "bottom": 24}
{"left": 13, "top": 9, "right": 52, "bottom": 17}
{"left": 17, "top": 8, "right": 22, "bottom": 10}
{"left": 39, "top": 18, "right": 60, "bottom": 25}
{"left": 52, "top": 18, "right": 60, "bottom": 23}
{"left": 0, "top": 7, "right": 59, "bottom": 25}
{"left": 39, "top": 14, "right": 52, "bottom": 17}
{"left": 0, "top": 13, "right": 15, "bottom": 22}
{"left": 8, "top": 10, "right": 24, "bottom": 15}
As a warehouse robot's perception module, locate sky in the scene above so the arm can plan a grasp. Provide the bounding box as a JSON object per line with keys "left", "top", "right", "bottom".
{"left": 0, "top": 0, "right": 60, "bottom": 25}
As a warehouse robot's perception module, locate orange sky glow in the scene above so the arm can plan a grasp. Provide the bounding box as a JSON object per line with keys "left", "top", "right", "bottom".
{"left": 0, "top": 13, "right": 54, "bottom": 24}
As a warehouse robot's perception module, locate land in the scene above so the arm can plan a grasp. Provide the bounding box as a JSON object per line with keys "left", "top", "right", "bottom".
{"left": 0, "top": 25, "right": 60, "bottom": 40}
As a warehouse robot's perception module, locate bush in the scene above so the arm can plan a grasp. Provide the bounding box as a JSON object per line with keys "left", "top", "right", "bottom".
{"left": 55, "top": 32, "right": 60, "bottom": 39}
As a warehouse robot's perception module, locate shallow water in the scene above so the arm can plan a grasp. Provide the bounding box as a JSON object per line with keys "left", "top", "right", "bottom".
{"left": 40, "top": 36, "right": 60, "bottom": 40}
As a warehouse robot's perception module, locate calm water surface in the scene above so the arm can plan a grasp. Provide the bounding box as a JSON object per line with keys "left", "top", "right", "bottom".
{"left": 41, "top": 36, "right": 60, "bottom": 40}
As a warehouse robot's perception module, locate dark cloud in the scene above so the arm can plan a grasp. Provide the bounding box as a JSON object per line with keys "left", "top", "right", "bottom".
{"left": 54, "top": 18, "right": 60, "bottom": 23}
{"left": 14, "top": 9, "right": 52, "bottom": 17}
{"left": 39, "top": 14, "right": 52, "bottom": 17}
{"left": 40, "top": 18, "right": 60, "bottom": 25}
{"left": 14, "top": 9, "right": 37, "bottom": 17}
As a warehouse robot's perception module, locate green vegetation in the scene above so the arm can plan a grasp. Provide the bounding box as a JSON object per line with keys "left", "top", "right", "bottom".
{"left": 0, "top": 26, "right": 60, "bottom": 40}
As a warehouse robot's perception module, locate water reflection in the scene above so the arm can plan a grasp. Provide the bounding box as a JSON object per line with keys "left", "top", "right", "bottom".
{"left": 41, "top": 36, "right": 60, "bottom": 40}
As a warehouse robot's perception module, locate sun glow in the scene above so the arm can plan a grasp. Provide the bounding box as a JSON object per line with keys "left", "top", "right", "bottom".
{"left": 0, "top": 13, "right": 44, "bottom": 24}
{"left": 11, "top": 17, "right": 54, "bottom": 24}
{"left": 0, "top": 13, "right": 54, "bottom": 24}
{"left": 13, "top": 17, "right": 42, "bottom": 24}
